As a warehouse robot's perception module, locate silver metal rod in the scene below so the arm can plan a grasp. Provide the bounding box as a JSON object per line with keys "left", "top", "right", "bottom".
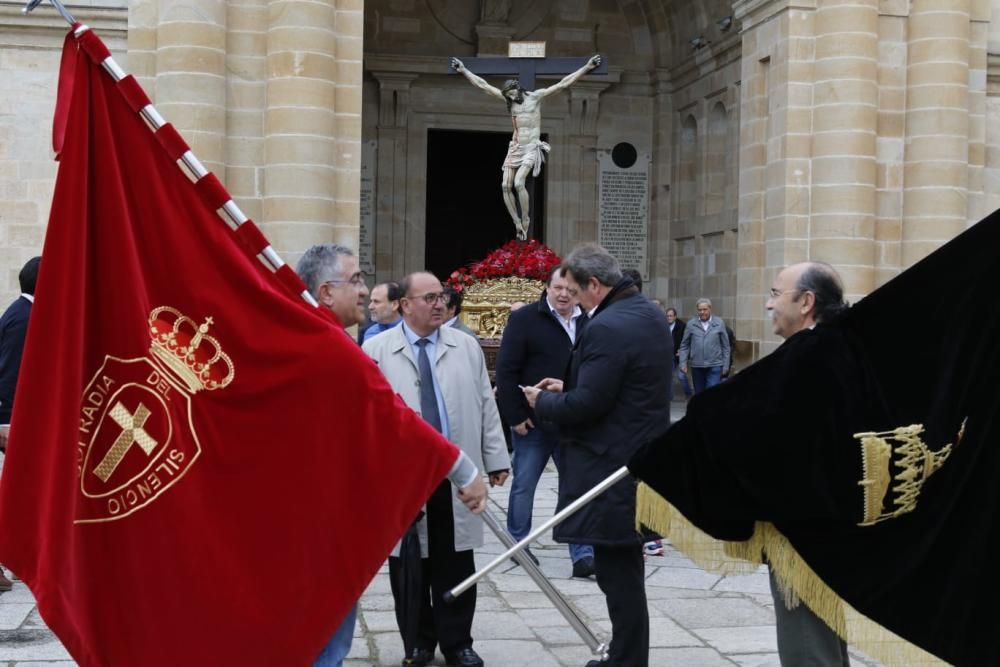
{"left": 101, "top": 57, "right": 126, "bottom": 82}
{"left": 445, "top": 466, "right": 630, "bottom": 600}
{"left": 23, "top": 0, "right": 76, "bottom": 25}
{"left": 479, "top": 509, "right": 609, "bottom": 659}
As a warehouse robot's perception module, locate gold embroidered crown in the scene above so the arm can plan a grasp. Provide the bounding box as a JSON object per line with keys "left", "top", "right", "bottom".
{"left": 148, "top": 306, "right": 235, "bottom": 393}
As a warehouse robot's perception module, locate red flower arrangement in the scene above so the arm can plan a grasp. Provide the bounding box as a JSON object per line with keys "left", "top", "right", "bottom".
{"left": 447, "top": 239, "right": 561, "bottom": 292}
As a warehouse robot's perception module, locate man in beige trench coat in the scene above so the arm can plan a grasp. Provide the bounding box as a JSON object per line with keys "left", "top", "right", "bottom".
{"left": 363, "top": 271, "right": 510, "bottom": 667}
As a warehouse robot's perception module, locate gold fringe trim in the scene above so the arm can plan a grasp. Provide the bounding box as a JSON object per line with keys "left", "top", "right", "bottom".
{"left": 636, "top": 483, "right": 949, "bottom": 667}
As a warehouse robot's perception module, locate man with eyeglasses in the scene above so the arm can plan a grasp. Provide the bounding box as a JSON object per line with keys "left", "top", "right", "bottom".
{"left": 363, "top": 271, "right": 510, "bottom": 667}
{"left": 296, "top": 248, "right": 489, "bottom": 667}
{"left": 764, "top": 261, "right": 851, "bottom": 667}
{"left": 495, "top": 265, "right": 595, "bottom": 578}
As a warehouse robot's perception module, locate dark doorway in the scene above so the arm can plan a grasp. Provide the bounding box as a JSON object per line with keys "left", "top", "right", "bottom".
{"left": 425, "top": 128, "right": 545, "bottom": 280}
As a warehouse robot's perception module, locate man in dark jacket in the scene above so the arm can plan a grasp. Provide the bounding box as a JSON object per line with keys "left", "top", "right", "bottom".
{"left": 0, "top": 256, "right": 40, "bottom": 594}
{"left": 523, "top": 244, "right": 672, "bottom": 667}
{"left": 495, "top": 266, "right": 594, "bottom": 577}
{"left": 0, "top": 257, "right": 40, "bottom": 426}
{"left": 666, "top": 307, "right": 691, "bottom": 400}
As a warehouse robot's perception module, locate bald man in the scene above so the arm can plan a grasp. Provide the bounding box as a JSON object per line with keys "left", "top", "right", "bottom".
{"left": 764, "top": 261, "right": 850, "bottom": 667}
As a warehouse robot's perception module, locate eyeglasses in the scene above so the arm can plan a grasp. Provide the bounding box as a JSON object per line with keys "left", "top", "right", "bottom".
{"left": 769, "top": 287, "right": 800, "bottom": 299}
{"left": 324, "top": 272, "right": 368, "bottom": 289}
{"left": 550, "top": 285, "right": 578, "bottom": 297}
{"left": 406, "top": 292, "right": 448, "bottom": 305}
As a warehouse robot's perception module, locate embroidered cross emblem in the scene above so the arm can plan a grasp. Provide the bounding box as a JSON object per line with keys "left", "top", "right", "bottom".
{"left": 93, "top": 401, "right": 158, "bottom": 482}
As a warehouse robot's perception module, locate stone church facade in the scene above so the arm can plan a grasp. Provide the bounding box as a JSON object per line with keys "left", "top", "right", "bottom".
{"left": 1, "top": 0, "right": 998, "bottom": 361}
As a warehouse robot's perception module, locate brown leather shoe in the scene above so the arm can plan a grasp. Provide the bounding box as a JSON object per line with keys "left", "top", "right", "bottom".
{"left": 0, "top": 571, "right": 13, "bottom": 592}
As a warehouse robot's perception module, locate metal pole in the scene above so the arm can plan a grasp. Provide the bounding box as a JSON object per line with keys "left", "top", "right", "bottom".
{"left": 445, "top": 465, "right": 630, "bottom": 600}
{"left": 479, "top": 508, "right": 609, "bottom": 659}
{"left": 23, "top": 0, "right": 76, "bottom": 25}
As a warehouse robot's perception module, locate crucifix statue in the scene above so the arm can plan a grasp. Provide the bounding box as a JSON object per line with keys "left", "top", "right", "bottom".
{"left": 451, "top": 52, "right": 605, "bottom": 240}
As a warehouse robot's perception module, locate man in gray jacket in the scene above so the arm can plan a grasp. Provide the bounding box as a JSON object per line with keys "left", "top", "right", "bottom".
{"left": 678, "top": 298, "right": 730, "bottom": 394}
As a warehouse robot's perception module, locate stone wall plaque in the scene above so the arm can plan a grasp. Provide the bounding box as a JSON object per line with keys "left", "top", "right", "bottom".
{"left": 597, "top": 143, "right": 650, "bottom": 280}
{"left": 359, "top": 140, "right": 376, "bottom": 276}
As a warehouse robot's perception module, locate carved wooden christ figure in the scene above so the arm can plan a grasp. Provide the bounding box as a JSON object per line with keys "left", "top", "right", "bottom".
{"left": 451, "top": 54, "right": 602, "bottom": 240}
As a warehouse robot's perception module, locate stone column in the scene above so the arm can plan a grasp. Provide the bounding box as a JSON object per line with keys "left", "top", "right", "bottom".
{"left": 225, "top": 1, "right": 268, "bottom": 223}
{"left": 966, "top": 1, "right": 990, "bottom": 223}
{"left": 563, "top": 81, "right": 610, "bottom": 245}
{"left": 263, "top": 0, "right": 339, "bottom": 259}
{"left": 0, "top": 3, "right": 126, "bottom": 306}
{"left": 734, "top": 0, "right": 816, "bottom": 356}
{"left": 154, "top": 0, "right": 228, "bottom": 173}
{"left": 649, "top": 69, "right": 674, "bottom": 297}
{"left": 371, "top": 72, "right": 417, "bottom": 280}
{"left": 986, "top": 2, "right": 1000, "bottom": 217}
{"left": 332, "top": 0, "right": 364, "bottom": 250}
{"left": 901, "top": 0, "right": 971, "bottom": 266}
{"left": 809, "top": 0, "right": 879, "bottom": 300}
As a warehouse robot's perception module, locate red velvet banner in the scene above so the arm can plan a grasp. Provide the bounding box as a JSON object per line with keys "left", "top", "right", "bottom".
{"left": 0, "top": 28, "right": 458, "bottom": 666}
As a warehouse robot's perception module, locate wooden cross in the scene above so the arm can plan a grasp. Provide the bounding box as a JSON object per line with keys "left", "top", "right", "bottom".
{"left": 450, "top": 53, "right": 608, "bottom": 91}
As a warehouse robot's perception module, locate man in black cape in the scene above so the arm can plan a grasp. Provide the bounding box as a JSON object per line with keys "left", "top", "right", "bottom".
{"left": 629, "top": 209, "right": 1000, "bottom": 666}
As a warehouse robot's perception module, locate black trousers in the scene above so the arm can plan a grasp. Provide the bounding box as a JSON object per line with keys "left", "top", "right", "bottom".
{"left": 389, "top": 481, "right": 477, "bottom": 656}
{"left": 594, "top": 544, "right": 649, "bottom": 666}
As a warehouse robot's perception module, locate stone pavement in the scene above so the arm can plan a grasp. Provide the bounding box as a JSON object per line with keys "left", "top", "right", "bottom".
{"left": 0, "top": 402, "right": 882, "bottom": 666}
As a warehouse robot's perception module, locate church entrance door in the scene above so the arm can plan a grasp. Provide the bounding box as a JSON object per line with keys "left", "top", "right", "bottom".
{"left": 424, "top": 128, "right": 545, "bottom": 280}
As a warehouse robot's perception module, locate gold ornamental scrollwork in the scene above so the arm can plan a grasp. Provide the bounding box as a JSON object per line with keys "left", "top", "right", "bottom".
{"left": 855, "top": 420, "right": 965, "bottom": 527}
{"left": 459, "top": 276, "right": 545, "bottom": 338}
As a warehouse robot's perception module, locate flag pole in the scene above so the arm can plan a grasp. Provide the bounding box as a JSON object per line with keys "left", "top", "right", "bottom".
{"left": 22, "top": 0, "right": 75, "bottom": 25}
{"left": 480, "top": 506, "right": 609, "bottom": 659}
{"left": 445, "top": 466, "right": 631, "bottom": 601}
{"left": 20, "top": 0, "right": 319, "bottom": 308}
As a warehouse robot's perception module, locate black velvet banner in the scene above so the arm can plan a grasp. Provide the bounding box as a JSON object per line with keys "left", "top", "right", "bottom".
{"left": 630, "top": 209, "right": 1000, "bottom": 666}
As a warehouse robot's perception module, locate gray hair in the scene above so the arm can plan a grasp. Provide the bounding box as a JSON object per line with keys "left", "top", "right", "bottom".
{"left": 296, "top": 244, "right": 354, "bottom": 297}
{"left": 696, "top": 298, "right": 712, "bottom": 308}
{"left": 560, "top": 243, "right": 622, "bottom": 288}
{"left": 796, "top": 261, "right": 848, "bottom": 324}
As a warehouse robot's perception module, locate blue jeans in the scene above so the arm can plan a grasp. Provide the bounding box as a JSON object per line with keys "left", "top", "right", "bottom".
{"left": 689, "top": 366, "right": 722, "bottom": 395}
{"left": 314, "top": 603, "right": 357, "bottom": 667}
{"left": 673, "top": 358, "right": 691, "bottom": 399}
{"left": 508, "top": 427, "right": 593, "bottom": 563}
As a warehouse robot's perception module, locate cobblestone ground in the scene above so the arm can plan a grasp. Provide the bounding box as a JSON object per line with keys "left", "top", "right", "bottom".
{"left": 0, "top": 402, "right": 883, "bottom": 666}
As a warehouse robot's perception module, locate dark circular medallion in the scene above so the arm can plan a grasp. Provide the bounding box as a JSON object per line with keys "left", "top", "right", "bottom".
{"left": 611, "top": 142, "right": 638, "bottom": 169}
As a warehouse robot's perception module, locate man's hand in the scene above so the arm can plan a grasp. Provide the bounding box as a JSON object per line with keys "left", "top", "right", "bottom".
{"left": 0, "top": 425, "right": 7, "bottom": 453}
{"left": 522, "top": 384, "right": 541, "bottom": 409}
{"left": 680, "top": 366, "right": 688, "bottom": 375}
{"left": 512, "top": 418, "right": 534, "bottom": 436}
{"left": 536, "top": 377, "right": 563, "bottom": 393}
{"left": 488, "top": 470, "right": 509, "bottom": 487}
{"left": 457, "top": 476, "right": 487, "bottom": 514}
{"left": 588, "top": 54, "right": 602, "bottom": 69}
{"left": 451, "top": 57, "right": 464, "bottom": 72}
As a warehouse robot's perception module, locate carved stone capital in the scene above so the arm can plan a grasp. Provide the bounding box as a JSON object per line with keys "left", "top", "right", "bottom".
{"left": 371, "top": 72, "right": 419, "bottom": 128}
{"left": 567, "top": 80, "right": 612, "bottom": 136}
